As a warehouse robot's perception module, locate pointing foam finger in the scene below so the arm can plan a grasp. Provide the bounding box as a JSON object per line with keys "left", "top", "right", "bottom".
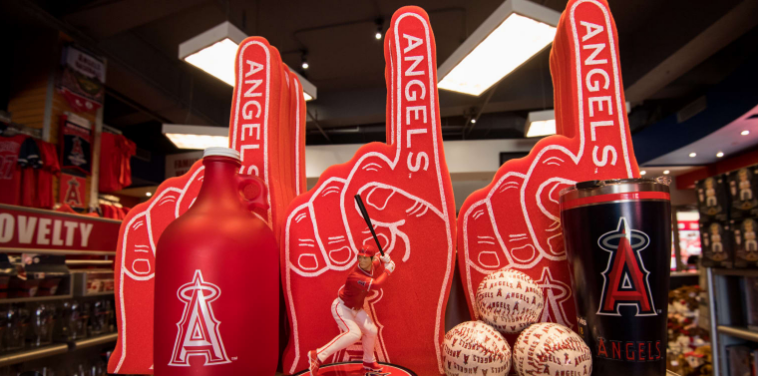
{"left": 229, "top": 37, "right": 283, "bottom": 224}
{"left": 388, "top": 9, "right": 443, "bottom": 180}
{"left": 288, "top": 71, "right": 307, "bottom": 196}
{"left": 551, "top": 0, "right": 638, "bottom": 177}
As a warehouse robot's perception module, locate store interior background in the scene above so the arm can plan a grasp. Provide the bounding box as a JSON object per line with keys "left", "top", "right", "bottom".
{"left": 1, "top": 0, "right": 758, "bottom": 375}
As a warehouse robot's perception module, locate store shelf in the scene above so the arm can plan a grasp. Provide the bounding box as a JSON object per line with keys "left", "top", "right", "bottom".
{"left": 670, "top": 271, "right": 699, "bottom": 277}
{"left": 0, "top": 333, "right": 118, "bottom": 367}
{"left": 0, "top": 344, "right": 68, "bottom": 367}
{"left": 81, "top": 291, "right": 114, "bottom": 297}
{"left": 717, "top": 326, "right": 758, "bottom": 342}
{"left": 712, "top": 268, "right": 758, "bottom": 277}
{"left": 72, "top": 333, "right": 118, "bottom": 350}
{"left": 0, "top": 293, "right": 74, "bottom": 304}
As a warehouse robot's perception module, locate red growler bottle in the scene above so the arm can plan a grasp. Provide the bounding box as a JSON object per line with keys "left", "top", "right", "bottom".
{"left": 154, "top": 147, "right": 278, "bottom": 376}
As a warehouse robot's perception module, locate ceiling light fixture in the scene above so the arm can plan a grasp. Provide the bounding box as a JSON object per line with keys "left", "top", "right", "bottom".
{"left": 301, "top": 51, "right": 309, "bottom": 70}
{"left": 470, "top": 118, "right": 477, "bottom": 124}
{"left": 741, "top": 130, "right": 750, "bottom": 136}
{"left": 689, "top": 152, "right": 697, "bottom": 158}
{"left": 663, "top": 170, "right": 670, "bottom": 175}
{"left": 162, "top": 124, "right": 229, "bottom": 150}
{"left": 524, "top": 109, "right": 556, "bottom": 138}
{"left": 375, "top": 18, "right": 384, "bottom": 40}
{"left": 178, "top": 21, "right": 318, "bottom": 101}
{"left": 640, "top": 170, "right": 647, "bottom": 176}
{"left": 523, "top": 102, "right": 631, "bottom": 138}
{"left": 146, "top": 192, "right": 153, "bottom": 197}
{"left": 716, "top": 151, "right": 724, "bottom": 158}
{"left": 437, "top": 0, "right": 560, "bottom": 96}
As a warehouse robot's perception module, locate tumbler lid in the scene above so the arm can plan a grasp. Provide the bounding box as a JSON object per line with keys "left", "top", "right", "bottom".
{"left": 203, "top": 147, "right": 240, "bottom": 160}
{"left": 559, "top": 178, "right": 670, "bottom": 204}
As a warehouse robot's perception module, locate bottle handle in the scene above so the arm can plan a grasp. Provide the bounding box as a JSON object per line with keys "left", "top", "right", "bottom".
{"left": 237, "top": 174, "right": 269, "bottom": 212}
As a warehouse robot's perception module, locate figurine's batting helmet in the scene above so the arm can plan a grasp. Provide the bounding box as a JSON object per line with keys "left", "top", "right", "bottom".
{"left": 357, "top": 245, "right": 376, "bottom": 258}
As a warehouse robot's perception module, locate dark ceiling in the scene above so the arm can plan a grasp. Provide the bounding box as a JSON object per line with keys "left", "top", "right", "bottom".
{"left": 2, "top": 0, "right": 757, "bottom": 155}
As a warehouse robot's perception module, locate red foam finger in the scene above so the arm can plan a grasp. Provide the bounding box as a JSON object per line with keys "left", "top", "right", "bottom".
{"left": 109, "top": 160, "right": 204, "bottom": 374}
{"left": 289, "top": 71, "right": 308, "bottom": 196}
{"left": 456, "top": 0, "right": 639, "bottom": 334}
{"left": 111, "top": 36, "right": 303, "bottom": 375}
{"left": 282, "top": 7, "right": 456, "bottom": 374}
{"left": 229, "top": 37, "right": 290, "bottom": 237}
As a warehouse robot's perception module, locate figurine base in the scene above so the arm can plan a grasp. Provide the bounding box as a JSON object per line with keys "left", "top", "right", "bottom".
{"left": 293, "top": 362, "right": 416, "bottom": 376}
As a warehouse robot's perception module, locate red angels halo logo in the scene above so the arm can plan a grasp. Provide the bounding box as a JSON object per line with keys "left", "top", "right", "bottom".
{"left": 169, "top": 270, "right": 231, "bottom": 366}
{"left": 596, "top": 218, "right": 656, "bottom": 316}
{"left": 65, "top": 178, "right": 83, "bottom": 206}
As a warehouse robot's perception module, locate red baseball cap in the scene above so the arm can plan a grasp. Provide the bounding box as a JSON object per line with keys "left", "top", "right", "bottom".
{"left": 357, "top": 246, "right": 376, "bottom": 258}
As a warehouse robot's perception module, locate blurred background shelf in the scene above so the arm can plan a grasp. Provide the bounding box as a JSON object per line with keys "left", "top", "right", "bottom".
{"left": 0, "top": 344, "right": 68, "bottom": 367}
{"left": 0, "top": 333, "right": 118, "bottom": 367}
{"left": 717, "top": 325, "right": 758, "bottom": 342}
{"left": 72, "top": 333, "right": 118, "bottom": 351}
{"left": 0, "top": 294, "right": 74, "bottom": 304}
{"left": 712, "top": 268, "right": 758, "bottom": 277}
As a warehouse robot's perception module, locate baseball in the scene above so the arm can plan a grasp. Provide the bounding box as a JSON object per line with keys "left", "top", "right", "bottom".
{"left": 442, "top": 321, "right": 511, "bottom": 376}
{"left": 513, "top": 323, "right": 592, "bottom": 376}
{"left": 476, "top": 269, "right": 544, "bottom": 334}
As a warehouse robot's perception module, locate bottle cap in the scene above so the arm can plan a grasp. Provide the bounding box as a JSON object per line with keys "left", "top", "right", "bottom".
{"left": 203, "top": 147, "right": 240, "bottom": 160}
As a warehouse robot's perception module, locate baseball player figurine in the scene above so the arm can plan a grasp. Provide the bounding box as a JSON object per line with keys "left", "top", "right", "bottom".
{"left": 308, "top": 244, "right": 396, "bottom": 374}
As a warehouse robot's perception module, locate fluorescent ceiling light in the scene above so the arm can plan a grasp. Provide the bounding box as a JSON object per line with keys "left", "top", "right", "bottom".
{"left": 179, "top": 22, "right": 318, "bottom": 101}
{"left": 438, "top": 0, "right": 560, "bottom": 96}
{"left": 163, "top": 124, "right": 229, "bottom": 150}
{"left": 525, "top": 109, "right": 556, "bottom": 138}
{"left": 524, "top": 102, "right": 631, "bottom": 138}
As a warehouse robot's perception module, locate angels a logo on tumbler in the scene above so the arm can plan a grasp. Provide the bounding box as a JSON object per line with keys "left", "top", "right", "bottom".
{"left": 597, "top": 218, "right": 656, "bottom": 317}
{"left": 169, "top": 270, "right": 231, "bottom": 367}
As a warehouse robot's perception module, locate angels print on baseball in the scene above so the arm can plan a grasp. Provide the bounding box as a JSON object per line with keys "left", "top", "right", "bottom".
{"left": 476, "top": 269, "right": 544, "bottom": 335}
{"left": 457, "top": 0, "right": 640, "bottom": 332}
{"left": 108, "top": 37, "right": 307, "bottom": 375}
{"left": 512, "top": 323, "right": 592, "bottom": 376}
{"left": 282, "top": 6, "right": 456, "bottom": 375}
{"left": 441, "top": 321, "right": 512, "bottom": 376}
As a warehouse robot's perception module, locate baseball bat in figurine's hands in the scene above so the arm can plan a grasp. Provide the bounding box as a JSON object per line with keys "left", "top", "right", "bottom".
{"left": 354, "top": 194, "right": 385, "bottom": 257}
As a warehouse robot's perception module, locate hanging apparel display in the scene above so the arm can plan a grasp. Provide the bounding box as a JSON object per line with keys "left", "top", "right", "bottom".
{"left": 59, "top": 172, "right": 87, "bottom": 209}
{"left": 58, "top": 44, "right": 106, "bottom": 113}
{"left": 98, "top": 200, "right": 127, "bottom": 220}
{"left": 18, "top": 137, "right": 42, "bottom": 208}
{"left": 35, "top": 140, "right": 61, "bottom": 209}
{"left": 0, "top": 134, "right": 30, "bottom": 206}
{"left": 99, "top": 132, "right": 136, "bottom": 193}
{"left": 60, "top": 114, "right": 93, "bottom": 175}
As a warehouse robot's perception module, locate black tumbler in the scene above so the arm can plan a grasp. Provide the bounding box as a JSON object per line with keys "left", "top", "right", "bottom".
{"left": 560, "top": 178, "right": 671, "bottom": 376}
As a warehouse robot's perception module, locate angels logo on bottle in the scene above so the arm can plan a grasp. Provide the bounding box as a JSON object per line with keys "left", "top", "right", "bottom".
{"left": 560, "top": 179, "right": 671, "bottom": 376}
{"left": 169, "top": 270, "right": 230, "bottom": 367}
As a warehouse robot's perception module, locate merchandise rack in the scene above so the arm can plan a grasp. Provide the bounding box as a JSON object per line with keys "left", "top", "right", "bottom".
{"left": 706, "top": 267, "right": 758, "bottom": 375}
{"left": 0, "top": 333, "right": 117, "bottom": 367}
